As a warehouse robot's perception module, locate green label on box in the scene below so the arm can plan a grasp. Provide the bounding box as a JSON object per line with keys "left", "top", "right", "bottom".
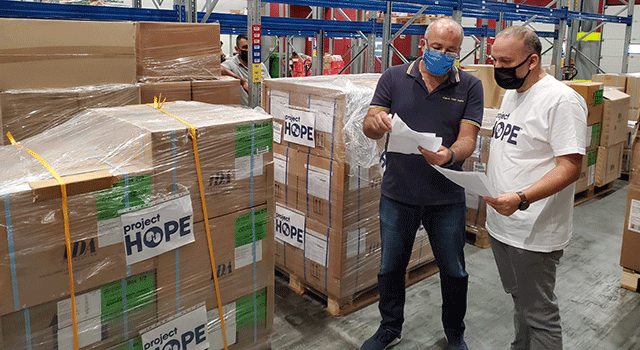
{"left": 96, "top": 175, "right": 152, "bottom": 221}
{"left": 588, "top": 150, "right": 597, "bottom": 166}
{"left": 591, "top": 123, "right": 601, "bottom": 146}
{"left": 114, "top": 337, "right": 143, "bottom": 350}
{"left": 594, "top": 89, "right": 604, "bottom": 105}
{"left": 236, "top": 121, "right": 273, "bottom": 158}
{"left": 236, "top": 289, "right": 267, "bottom": 328}
{"left": 235, "top": 208, "right": 268, "bottom": 248}
{"left": 101, "top": 272, "right": 155, "bottom": 323}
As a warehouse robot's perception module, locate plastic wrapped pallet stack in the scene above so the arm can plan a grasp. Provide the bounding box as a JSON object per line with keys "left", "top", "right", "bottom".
{"left": 264, "top": 74, "right": 435, "bottom": 315}
{"left": 0, "top": 102, "right": 273, "bottom": 349}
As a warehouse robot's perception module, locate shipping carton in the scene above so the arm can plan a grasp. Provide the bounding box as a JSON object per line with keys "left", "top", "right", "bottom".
{"left": 264, "top": 74, "right": 380, "bottom": 163}
{"left": 575, "top": 150, "right": 597, "bottom": 193}
{"left": 592, "top": 74, "right": 627, "bottom": 90}
{"left": 600, "top": 89, "right": 631, "bottom": 147}
{"left": 273, "top": 143, "right": 299, "bottom": 208}
{"left": 621, "top": 185, "right": 640, "bottom": 272}
{"left": 135, "top": 22, "right": 221, "bottom": 82}
{"left": 0, "top": 18, "right": 136, "bottom": 90}
{"left": 625, "top": 74, "right": 640, "bottom": 109}
{"left": 465, "top": 64, "right": 505, "bottom": 109}
{"left": 595, "top": 142, "right": 624, "bottom": 187}
{"left": 564, "top": 81, "right": 604, "bottom": 126}
{"left": 140, "top": 81, "right": 192, "bottom": 104}
{"left": 0, "top": 271, "right": 157, "bottom": 350}
{"left": 192, "top": 77, "right": 242, "bottom": 106}
{"left": 156, "top": 204, "right": 273, "bottom": 320}
{"left": 97, "top": 102, "right": 273, "bottom": 222}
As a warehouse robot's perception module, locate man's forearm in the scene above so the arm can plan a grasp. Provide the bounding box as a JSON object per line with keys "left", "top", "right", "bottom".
{"left": 521, "top": 157, "right": 581, "bottom": 204}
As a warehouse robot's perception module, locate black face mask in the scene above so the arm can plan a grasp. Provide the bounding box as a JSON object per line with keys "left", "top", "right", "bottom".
{"left": 240, "top": 50, "right": 249, "bottom": 63}
{"left": 494, "top": 54, "right": 533, "bottom": 90}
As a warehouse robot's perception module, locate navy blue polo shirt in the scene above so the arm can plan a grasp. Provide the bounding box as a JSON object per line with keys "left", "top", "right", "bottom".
{"left": 371, "top": 59, "right": 484, "bottom": 206}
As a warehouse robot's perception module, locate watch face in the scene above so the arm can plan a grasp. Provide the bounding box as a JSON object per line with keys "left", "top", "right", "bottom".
{"left": 519, "top": 200, "right": 530, "bottom": 210}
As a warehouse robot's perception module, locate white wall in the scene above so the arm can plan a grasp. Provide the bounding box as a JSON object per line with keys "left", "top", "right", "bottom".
{"left": 602, "top": 4, "right": 639, "bottom": 74}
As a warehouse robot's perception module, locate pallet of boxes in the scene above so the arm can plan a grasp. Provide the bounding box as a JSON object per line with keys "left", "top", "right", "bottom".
{"left": 0, "top": 18, "right": 242, "bottom": 145}
{"left": 263, "top": 74, "right": 438, "bottom": 316}
{"left": 565, "top": 78, "right": 627, "bottom": 203}
{"left": 0, "top": 103, "right": 275, "bottom": 350}
{"left": 1, "top": 18, "right": 271, "bottom": 350}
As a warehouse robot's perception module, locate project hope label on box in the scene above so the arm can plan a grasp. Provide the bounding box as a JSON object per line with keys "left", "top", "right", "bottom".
{"left": 275, "top": 205, "right": 306, "bottom": 250}
{"left": 121, "top": 194, "right": 195, "bottom": 265}
{"left": 141, "top": 305, "right": 209, "bottom": 350}
{"left": 282, "top": 107, "right": 315, "bottom": 148}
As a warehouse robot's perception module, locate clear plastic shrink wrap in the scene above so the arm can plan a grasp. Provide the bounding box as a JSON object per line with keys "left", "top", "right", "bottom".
{"left": 1, "top": 84, "right": 141, "bottom": 145}
{"left": 264, "top": 74, "right": 435, "bottom": 313}
{"left": 0, "top": 101, "right": 273, "bottom": 349}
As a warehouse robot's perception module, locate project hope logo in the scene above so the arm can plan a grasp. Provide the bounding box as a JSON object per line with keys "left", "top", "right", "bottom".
{"left": 282, "top": 108, "right": 316, "bottom": 148}
{"left": 492, "top": 112, "right": 521, "bottom": 146}
{"left": 121, "top": 194, "right": 195, "bottom": 265}
{"left": 142, "top": 305, "right": 209, "bottom": 350}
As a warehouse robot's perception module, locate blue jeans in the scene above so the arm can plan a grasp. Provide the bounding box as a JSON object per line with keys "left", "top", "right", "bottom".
{"left": 377, "top": 195, "right": 468, "bottom": 339}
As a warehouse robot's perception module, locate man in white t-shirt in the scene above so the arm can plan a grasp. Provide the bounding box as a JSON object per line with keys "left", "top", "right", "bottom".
{"left": 484, "top": 26, "right": 587, "bottom": 349}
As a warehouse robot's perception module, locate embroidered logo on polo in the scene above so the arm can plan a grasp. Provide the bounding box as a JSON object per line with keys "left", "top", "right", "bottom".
{"left": 442, "top": 96, "right": 465, "bottom": 103}
{"left": 492, "top": 112, "right": 521, "bottom": 146}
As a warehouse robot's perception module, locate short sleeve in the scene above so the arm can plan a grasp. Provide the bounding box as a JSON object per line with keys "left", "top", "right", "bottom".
{"left": 370, "top": 68, "right": 393, "bottom": 110}
{"left": 461, "top": 78, "right": 484, "bottom": 128}
{"left": 549, "top": 94, "right": 588, "bottom": 156}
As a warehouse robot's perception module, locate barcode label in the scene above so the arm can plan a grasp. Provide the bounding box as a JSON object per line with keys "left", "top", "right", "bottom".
{"left": 628, "top": 199, "right": 640, "bottom": 233}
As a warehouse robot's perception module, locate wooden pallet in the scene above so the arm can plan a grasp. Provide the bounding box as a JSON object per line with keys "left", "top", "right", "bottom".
{"left": 466, "top": 225, "right": 490, "bottom": 249}
{"left": 277, "top": 260, "right": 439, "bottom": 317}
{"left": 621, "top": 268, "right": 640, "bottom": 292}
{"left": 574, "top": 182, "right": 616, "bottom": 206}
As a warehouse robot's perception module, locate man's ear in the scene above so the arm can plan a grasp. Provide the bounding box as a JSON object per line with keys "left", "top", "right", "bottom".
{"left": 530, "top": 54, "right": 539, "bottom": 70}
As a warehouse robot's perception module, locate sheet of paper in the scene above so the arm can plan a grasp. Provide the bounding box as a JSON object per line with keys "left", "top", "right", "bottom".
{"left": 433, "top": 165, "right": 500, "bottom": 198}
{"left": 387, "top": 114, "right": 442, "bottom": 154}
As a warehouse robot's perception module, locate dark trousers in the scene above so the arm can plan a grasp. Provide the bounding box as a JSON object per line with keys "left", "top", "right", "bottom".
{"left": 377, "top": 195, "right": 469, "bottom": 340}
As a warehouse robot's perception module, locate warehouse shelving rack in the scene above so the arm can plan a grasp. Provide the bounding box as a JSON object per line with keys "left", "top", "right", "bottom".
{"left": 0, "top": 0, "right": 633, "bottom": 107}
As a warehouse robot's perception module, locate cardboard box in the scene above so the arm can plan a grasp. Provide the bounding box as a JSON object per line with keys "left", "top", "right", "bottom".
{"left": 1, "top": 84, "right": 141, "bottom": 145}
{"left": 592, "top": 74, "right": 627, "bottom": 90}
{"left": 0, "top": 271, "right": 157, "bottom": 350}
{"left": 586, "top": 123, "right": 601, "bottom": 151}
{"left": 292, "top": 152, "right": 381, "bottom": 230}
{"left": 465, "top": 64, "right": 505, "bottom": 109}
{"left": 600, "top": 90, "right": 631, "bottom": 147}
{"left": 135, "top": 22, "right": 221, "bottom": 82}
{"left": 564, "top": 81, "right": 604, "bottom": 126}
{"left": 264, "top": 74, "right": 380, "bottom": 163}
{"left": 595, "top": 142, "right": 624, "bottom": 187}
{"left": 140, "top": 81, "right": 192, "bottom": 104}
{"left": 575, "top": 150, "right": 597, "bottom": 193}
{"left": 192, "top": 77, "right": 242, "bottom": 106}
{"left": 621, "top": 185, "right": 640, "bottom": 271}
{"left": 156, "top": 204, "right": 273, "bottom": 320}
{"left": 629, "top": 107, "right": 638, "bottom": 121}
{"left": 0, "top": 165, "right": 159, "bottom": 316}
{"left": 625, "top": 74, "right": 640, "bottom": 109}
{"left": 273, "top": 143, "right": 299, "bottom": 208}
{"left": 0, "top": 18, "right": 136, "bottom": 90}
{"left": 98, "top": 102, "right": 273, "bottom": 222}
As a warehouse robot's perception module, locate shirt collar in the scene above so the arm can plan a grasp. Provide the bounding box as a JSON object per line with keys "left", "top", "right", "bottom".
{"left": 407, "top": 58, "right": 460, "bottom": 84}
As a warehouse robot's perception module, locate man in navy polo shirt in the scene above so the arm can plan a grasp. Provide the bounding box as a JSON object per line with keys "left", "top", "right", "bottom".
{"left": 362, "top": 18, "right": 483, "bottom": 350}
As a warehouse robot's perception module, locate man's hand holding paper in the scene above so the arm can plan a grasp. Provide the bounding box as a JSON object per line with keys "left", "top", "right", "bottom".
{"left": 387, "top": 114, "right": 442, "bottom": 154}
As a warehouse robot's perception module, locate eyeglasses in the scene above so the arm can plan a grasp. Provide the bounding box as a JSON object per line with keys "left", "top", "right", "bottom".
{"left": 425, "top": 41, "right": 460, "bottom": 59}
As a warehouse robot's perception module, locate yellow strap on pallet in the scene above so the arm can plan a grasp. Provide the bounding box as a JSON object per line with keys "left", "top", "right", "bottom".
{"left": 147, "top": 100, "right": 229, "bottom": 350}
{"left": 7, "top": 132, "right": 81, "bottom": 350}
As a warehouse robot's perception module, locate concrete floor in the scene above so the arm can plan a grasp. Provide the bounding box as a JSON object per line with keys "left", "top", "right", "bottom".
{"left": 271, "top": 179, "right": 640, "bottom": 350}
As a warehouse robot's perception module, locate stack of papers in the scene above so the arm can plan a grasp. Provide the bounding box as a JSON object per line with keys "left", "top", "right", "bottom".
{"left": 387, "top": 114, "right": 442, "bottom": 154}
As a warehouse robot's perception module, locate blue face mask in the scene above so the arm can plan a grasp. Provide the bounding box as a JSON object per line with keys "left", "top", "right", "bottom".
{"left": 422, "top": 48, "right": 456, "bottom": 76}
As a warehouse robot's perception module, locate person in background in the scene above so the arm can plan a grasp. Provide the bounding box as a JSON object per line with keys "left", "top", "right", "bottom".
{"left": 484, "top": 26, "right": 587, "bottom": 350}
{"left": 361, "top": 17, "right": 483, "bottom": 350}
{"left": 220, "top": 41, "right": 226, "bottom": 63}
{"left": 221, "top": 33, "right": 271, "bottom": 106}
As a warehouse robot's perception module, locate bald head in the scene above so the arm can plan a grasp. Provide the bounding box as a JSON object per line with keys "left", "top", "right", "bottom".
{"left": 425, "top": 18, "right": 464, "bottom": 48}
{"left": 496, "top": 26, "right": 541, "bottom": 57}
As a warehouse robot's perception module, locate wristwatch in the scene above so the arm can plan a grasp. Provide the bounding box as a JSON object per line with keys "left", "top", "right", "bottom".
{"left": 443, "top": 149, "right": 456, "bottom": 167}
{"left": 516, "top": 191, "right": 530, "bottom": 211}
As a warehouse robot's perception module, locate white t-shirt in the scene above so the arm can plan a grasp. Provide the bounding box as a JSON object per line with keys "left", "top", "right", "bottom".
{"left": 485, "top": 74, "right": 588, "bottom": 252}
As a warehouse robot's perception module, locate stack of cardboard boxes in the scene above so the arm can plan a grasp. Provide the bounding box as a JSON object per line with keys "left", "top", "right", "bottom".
{"left": 621, "top": 124, "right": 640, "bottom": 288}
{"left": 264, "top": 75, "right": 435, "bottom": 312}
{"left": 0, "top": 18, "right": 241, "bottom": 145}
{"left": 566, "top": 80, "right": 627, "bottom": 191}
{"left": 0, "top": 102, "right": 274, "bottom": 349}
